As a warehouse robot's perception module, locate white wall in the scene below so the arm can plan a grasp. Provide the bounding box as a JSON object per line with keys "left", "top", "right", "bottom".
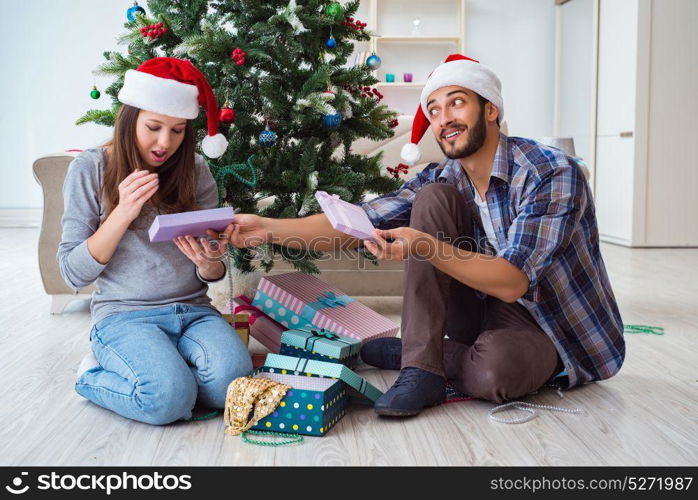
{"left": 464, "top": 0, "right": 556, "bottom": 140}
{"left": 0, "top": 0, "right": 556, "bottom": 210}
{"left": 374, "top": 0, "right": 556, "bottom": 139}
{"left": 0, "top": 0, "right": 125, "bottom": 210}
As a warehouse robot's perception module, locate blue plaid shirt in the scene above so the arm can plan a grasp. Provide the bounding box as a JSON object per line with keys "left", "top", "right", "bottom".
{"left": 361, "top": 134, "right": 625, "bottom": 389}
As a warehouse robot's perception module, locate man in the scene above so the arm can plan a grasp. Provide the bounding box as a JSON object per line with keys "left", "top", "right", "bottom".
{"left": 227, "top": 54, "right": 625, "bottom": 417}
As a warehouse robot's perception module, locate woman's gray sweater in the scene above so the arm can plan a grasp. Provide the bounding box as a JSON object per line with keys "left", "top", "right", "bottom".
{"left": 57, "top": 148, "right": 224, "bottom": 328}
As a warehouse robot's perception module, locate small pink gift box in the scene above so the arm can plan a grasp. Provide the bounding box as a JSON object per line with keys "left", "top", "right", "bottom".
{"left": 315, "top": 191, "right": 377, "bottom": 242}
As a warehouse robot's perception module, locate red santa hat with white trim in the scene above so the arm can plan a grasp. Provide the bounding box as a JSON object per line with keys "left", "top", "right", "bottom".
{"left": 118, "top": 57, "right": 228, "bottom": 158}
{"left": 401, "top": 54, "right": 504, "bottom": 165}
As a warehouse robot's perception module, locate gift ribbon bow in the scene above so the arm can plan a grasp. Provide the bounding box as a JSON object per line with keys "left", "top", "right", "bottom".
{"left": 235, "top": 295, "right": 287, "bottom": 328}
{"left": 293, "top": 327, "right": 353, "bottom": 353}
{"left": 310, "top": 328, "right": 339, "bottom": 340}
{"left": 299, "top": 291, "right": 354, "bottom": 326}
{"left": 317, "top": 291, "right": 349, "bottom": 308}
{"left": 234, "top": 303, "right": 262, "bottom": 325}
{"left": 233, "top": 295, "right": 264, "bottom": 325}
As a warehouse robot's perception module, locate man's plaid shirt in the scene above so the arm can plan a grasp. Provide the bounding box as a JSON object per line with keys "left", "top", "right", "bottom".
{"left": 360, "top": 134, "right": 625, "bottom": 388}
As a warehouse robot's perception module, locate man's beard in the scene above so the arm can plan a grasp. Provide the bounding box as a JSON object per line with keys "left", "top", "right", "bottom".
{"left": 437, "top": 105, "right": 487, "bottom": 160}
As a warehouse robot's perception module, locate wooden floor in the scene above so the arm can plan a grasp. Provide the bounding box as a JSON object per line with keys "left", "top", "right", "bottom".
{"left": 0, "top": 227, "right": 696, "bottom": 466}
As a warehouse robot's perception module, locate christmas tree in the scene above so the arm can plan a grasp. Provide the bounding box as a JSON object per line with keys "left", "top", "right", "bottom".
{"left": 78, "top": 0, "right": 401, "bottom": 274}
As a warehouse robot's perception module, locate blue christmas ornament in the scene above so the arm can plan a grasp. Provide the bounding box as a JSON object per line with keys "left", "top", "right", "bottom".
{"left": 325, "top": 36, "right": 337, "bottom": 49}
{"left": 259, "top": 128, "right": 278, "bottom": 147}
{"left": 126, "top": 1, "right": 146, "bottom": 22}
{"left": 323, "top": 112, "right": 342, "bottom": 129}
{"left": 366, "top": 54, "right": 382, "bottom": 70}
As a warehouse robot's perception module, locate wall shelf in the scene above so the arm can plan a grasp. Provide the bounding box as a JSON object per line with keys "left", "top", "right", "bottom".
{"left": 376, "top": 36, "right": 462, "bottom": 44}
{"left": 348, "top": 0, "right": 465, "bottom": 114}
{"left": 375, "top": 82, "right": 425, "bottom": 88}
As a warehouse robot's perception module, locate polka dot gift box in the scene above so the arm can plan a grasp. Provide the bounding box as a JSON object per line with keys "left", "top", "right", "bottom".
{"left": 252, "top": 272, "right": 399, "bottom": 345}
{"left": 279, "top": 327, "right": 362, "bottom": 368}
{"left": 251, "top": 371, "right": 347, "bottom": 437}
{"left": 251, "top": 353, "right": 384, "bottom": 437}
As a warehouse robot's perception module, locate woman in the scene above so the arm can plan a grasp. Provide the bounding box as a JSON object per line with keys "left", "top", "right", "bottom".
{"left": 58, "top": 57, "right": 251, "bottom": 425}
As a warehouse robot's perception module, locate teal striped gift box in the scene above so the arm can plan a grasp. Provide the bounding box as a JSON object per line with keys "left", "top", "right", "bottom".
{"left": 280, "top": 328, "right": 361, "bottom": 367}
{"left": 261, "top": 353, "right": 383, "bottom": 403}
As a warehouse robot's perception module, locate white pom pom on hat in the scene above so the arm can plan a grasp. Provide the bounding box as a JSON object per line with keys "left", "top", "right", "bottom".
{"left": 201, "top": 133, "right": 229, "bottom": 158}
{"left": 400, "top": 53, "right": 504, "bottom": 165}
{"left": 400, "top": 142, "right": 422, "bottom": 166}
{"left": 118, "top": 57, "right": 229, "bottom": 158}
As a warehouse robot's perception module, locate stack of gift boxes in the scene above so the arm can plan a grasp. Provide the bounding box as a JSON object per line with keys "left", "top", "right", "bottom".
{"left": 223, "top": 271, "right": 399, "bottom": 437}
{"left": 148, "top": 203, "right": 396, "bottom": 436}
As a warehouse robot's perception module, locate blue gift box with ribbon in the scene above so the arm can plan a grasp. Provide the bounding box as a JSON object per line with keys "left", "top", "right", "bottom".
{"left": 280, "top": 328, "right": 362, "bottom": 367}
{"left": 252, "top": 272, "right": 399, "bottom": 344}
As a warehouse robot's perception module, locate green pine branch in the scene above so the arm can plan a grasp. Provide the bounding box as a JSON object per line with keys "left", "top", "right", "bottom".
{"left": 75, "top": 109, "right": 116, "bottom": 127}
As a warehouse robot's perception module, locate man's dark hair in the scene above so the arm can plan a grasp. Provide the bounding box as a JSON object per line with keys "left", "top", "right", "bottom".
{"left": 475, "top": 93, "right": 500, "bottom": 127}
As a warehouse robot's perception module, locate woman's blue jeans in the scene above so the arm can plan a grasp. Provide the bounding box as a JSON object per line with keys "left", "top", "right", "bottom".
{"left": 75, "top": 303, "right": 252, "bottom": 425}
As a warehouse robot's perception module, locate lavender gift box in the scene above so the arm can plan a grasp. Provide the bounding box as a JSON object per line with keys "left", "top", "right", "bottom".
{"left": 315, "top": 191, "right": 376, "bottom": 242}
{"left": 148, "top": 207, "right": 235, "bottom": 243}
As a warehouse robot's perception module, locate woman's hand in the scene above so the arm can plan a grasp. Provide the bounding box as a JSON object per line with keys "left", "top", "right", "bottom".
{"left": 175, "top": 222, "right": 234, "bottom": 279}
{"left": 222, "top": 214, "right": 271, "bottom": 248}
{"left": 363, "top": 228, "right": 434, "bottom": 261}
{"left": 113, "top": 170, "right": 159, "bottom": 223}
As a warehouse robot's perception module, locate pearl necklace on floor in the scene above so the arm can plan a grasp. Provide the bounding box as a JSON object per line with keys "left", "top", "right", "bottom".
{"left": 488, "top": 385, "right": 584, "bottom": 424}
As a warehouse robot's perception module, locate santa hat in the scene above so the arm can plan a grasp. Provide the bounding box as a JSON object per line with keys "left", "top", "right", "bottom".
{"left": 400, "top": 54, "right": 504, "bottom": 165}
{"left": 118, "top": 57, "right": 228, "bottom": 158}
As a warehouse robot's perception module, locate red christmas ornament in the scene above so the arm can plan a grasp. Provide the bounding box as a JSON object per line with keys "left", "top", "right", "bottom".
{"left": 219, "top": 107, "right": 236, "bottom": 124}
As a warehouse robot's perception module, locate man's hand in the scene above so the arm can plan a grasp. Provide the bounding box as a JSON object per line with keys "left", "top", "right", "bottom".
{"left": 219, "top": 214, "right": 270, "bottom": 249}
{"left": 363, "top": 228, "right": 433, "bottom": 261}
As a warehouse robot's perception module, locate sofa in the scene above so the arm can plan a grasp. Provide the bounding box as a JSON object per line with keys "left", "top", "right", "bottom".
{"left": 33, "top": 116, "right": 445, "bottom": 313}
